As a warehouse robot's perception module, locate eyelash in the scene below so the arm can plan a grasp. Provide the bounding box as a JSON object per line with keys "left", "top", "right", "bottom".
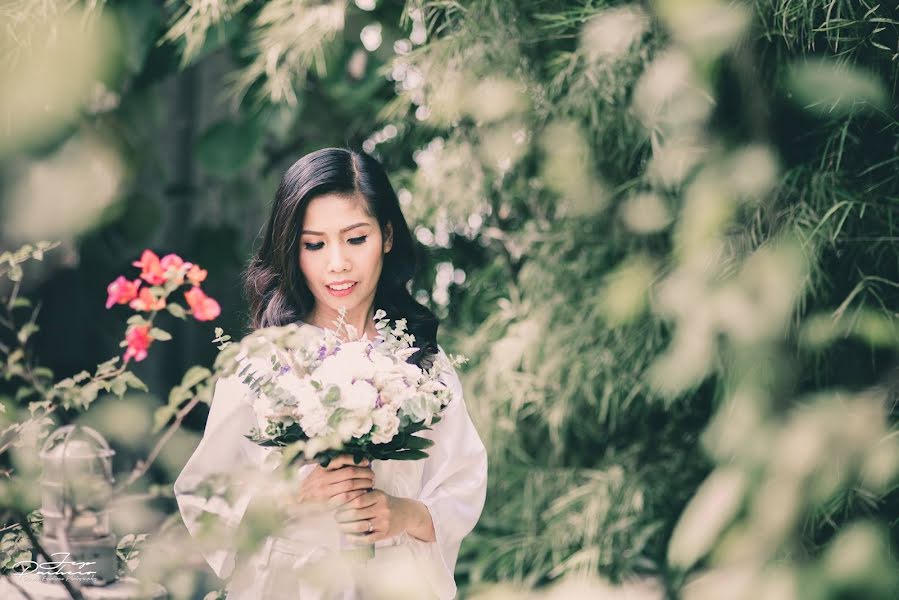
{"left": 303, "top": 236, "right": 368, "bottom": 251}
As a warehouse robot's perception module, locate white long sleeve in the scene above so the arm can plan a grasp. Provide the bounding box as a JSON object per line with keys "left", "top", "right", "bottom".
{"left": 405, "top": 345, "right": 489, "bottom": 599}
{"left": 173, "top": 374, "right": 271, "bottom": 579}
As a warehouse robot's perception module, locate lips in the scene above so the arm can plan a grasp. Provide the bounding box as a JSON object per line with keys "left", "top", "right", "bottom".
{"left": 326, "top": 281, "right": 357, "bottom": 296}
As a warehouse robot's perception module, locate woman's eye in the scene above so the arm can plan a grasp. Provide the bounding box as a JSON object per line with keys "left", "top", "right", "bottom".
{"left": 302, "top": 236, "right": 366, "bottom": 251}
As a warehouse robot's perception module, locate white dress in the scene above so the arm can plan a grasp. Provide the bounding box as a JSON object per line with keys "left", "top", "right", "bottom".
{"left": 174, "top": 324, "right": 488, "bottom": 599}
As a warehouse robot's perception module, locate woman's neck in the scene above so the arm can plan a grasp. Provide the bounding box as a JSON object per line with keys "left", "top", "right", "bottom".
{"left": 306, "top": 306, "right": 378, "bottom": 340}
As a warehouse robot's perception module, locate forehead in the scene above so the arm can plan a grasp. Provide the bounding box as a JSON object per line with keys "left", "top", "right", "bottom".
{"left": 301, "top": 193, "right": 374, "bottom": 230}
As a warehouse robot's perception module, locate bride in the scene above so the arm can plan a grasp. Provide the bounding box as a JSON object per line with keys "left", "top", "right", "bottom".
{"left": 173, "top": 148, "right": 488, "bottom": 599}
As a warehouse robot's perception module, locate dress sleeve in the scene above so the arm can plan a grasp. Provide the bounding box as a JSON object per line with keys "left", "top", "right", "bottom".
{"left": 173, "top": 374, "right": 272, "bottom": 580}
{"left": 405, "top": 345, "right": 489, "bottom": 600}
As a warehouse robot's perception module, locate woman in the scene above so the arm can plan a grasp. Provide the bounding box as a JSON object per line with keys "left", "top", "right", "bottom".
{"left": 174, "top": 148, "right": 488, "bottom": 599}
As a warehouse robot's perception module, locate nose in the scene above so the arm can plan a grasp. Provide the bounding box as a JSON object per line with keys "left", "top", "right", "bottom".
{"left": 327, "top": 243, "right": 351, "bottom": 273}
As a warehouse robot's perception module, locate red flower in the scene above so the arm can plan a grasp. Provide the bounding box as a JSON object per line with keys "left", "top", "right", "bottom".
{"left": 184, "top": 286, "right": 221, "bottom": 321}
{"left": 123, "top": 325, "right": 152, "bottom": 363}
{"left": 186, "top": 264, "right": 208, "bottom": 286}
{"left": 105, "top": 276, "right": 141, "bottom": 309}
{"left": 132, "top": 250, "right": 166, "bottom": 285}
{"left": 129, "top": 287, "right": 165, "bottom": 312}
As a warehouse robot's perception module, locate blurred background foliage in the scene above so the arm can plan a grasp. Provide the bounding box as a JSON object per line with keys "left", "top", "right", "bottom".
{"left": 1, "top": 0, "right": 898, "bottom": 598}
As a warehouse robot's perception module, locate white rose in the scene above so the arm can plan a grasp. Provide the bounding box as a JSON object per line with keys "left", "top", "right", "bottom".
{"left": 337, "top": 380, "right": 378, "bottom": 412}
{"left": 371, "top": 408, "right": 400, "bottom": 444}
{"left": 299, "top": 403, "right": 331, "bottom": 438}
{"left": 369, "top": 350, "right": 393, "bottom": 372}
{"left": 278, "top": 373, "right": 319, "bottom": 408}
{"left": 378, "top": 380, "right": 411, "bottom": 409}
{"left": 334, "top": 413, "right": 371, "bottom": 442}
{"left": 350, "top": 415, "right": 374, "bottom": 438}
{"left": 312, "top": 354, "right": 353, "bottom": 387}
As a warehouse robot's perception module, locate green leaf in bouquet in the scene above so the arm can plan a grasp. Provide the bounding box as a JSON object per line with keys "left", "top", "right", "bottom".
{"left": 327, "top": 407, "right": 348, "bottom": 428}
{"left": 323, "top": 385, "right": 340, "bottom": 406}
{"left": 386, "top": 449, "right": 430, "bottom": 461}
{"left": 403, "top": 435, "right": 435, "bottom": 451}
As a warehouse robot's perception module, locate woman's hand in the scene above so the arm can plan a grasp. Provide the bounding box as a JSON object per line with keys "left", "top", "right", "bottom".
{"left": 334, "top": 490, "right": 436, "bottom": 544}
{"left": 294, "top": 454, "right": 374, "bottom": 509}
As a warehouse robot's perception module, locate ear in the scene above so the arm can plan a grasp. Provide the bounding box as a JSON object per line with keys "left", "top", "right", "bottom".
{"left": 384, "top": 223, "right": 393, "bottom": 254}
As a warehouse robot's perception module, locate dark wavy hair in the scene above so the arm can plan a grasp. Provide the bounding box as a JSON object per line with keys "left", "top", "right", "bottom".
{"left": 243, "top": 147, "right": 439, "bottom": 368}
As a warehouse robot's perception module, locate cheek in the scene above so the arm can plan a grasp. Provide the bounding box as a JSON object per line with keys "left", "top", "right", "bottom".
{"left": 298, "top": 251, "right": 316, "bottom": 279}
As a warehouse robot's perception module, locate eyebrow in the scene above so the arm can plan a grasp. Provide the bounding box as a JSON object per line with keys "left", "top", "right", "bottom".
{"left": 301, "top": 222, "right": 371, "bottom": 235}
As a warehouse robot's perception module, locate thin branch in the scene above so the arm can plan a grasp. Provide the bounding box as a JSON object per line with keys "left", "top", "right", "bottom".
{"left": 114, "top": 392, "right": 205, "bottom": 492}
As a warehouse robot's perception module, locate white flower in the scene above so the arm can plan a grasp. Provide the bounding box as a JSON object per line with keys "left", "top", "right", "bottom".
{"left": 312, "top": 342, "right": 377, "bottom": 386}
{"left": 278, "top": 373, "right": 315, "bottom": 401}
{"left": 338, "top": 380, "right": 379, "bottom": 412}
{"left": 378, "top": 379, "right": 413, "bottom": 409}
{"left": 369, "top": 349, "right": 393, "bottom": 372}
{"left": 396, "top": 361, "right": 424, "bottom": 383}
{"left": 371, "top": 407, "right": 400, "bottom": 444}
{"left": 312, "top": 355, "right": 353, "bottom": 386}
{"left": 299, "top": 403, "right": 331, "bottom": 438}
{"left": 335, "top": 413, "right": 372, "bottom": 442}
{"left": 351, "top": 415, "right": 374, "bottom": 438}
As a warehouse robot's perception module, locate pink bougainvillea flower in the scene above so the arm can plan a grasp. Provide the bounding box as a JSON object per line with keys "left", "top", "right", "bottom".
{"left": 186, "top": 264, "right": 208, "bottom": 286}
{"left": 129, "top": 287, "right": 165, "bottom": 312}
{"left": 184, "top": 286, "right": 221, "bottom": 321}
{"left": 160, "top": 253, "right": 184, "bottom": 271}
{"left": 123, "top": 325, "right": 152, "bottom": 363}
{"left": 105, "top": 276, "right": 141, "bottom": 309}
{"left": 160, "top": 253, "right": 186, "bottom": 284}
{"left": 132, "top": 250, "right": 167, "bottom": 285}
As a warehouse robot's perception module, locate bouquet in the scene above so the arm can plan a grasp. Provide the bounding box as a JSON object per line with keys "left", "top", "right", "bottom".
{"left": 233, "top": 307, "right": 466, "bottom": 466}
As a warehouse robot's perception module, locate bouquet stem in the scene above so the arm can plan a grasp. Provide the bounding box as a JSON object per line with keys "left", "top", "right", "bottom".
{"left": 338, "top": 531, "right": 375, "bottom": 563}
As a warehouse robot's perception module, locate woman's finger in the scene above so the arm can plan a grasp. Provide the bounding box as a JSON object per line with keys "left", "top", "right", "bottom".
{"left": 325, "top": 455, "right": 369, "bottom": 470}
{"left": 324, "top": 466, "right": 374, "bottom": 484}
{"left": 334, "top": 505, "right": 379, "bottom": 523}
{"left": 339, "top": 490, "right": 380, "bottom": 512}
{"left": 329, "top": 477, "right": 373, "bottom": 496}
{"left": 337, "top": 519, "right": 378, "bottom": 535}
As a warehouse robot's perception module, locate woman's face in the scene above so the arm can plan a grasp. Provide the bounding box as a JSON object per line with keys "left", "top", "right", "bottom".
{"left": 299, "top": 193, "right": 392, "bottom": 322}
